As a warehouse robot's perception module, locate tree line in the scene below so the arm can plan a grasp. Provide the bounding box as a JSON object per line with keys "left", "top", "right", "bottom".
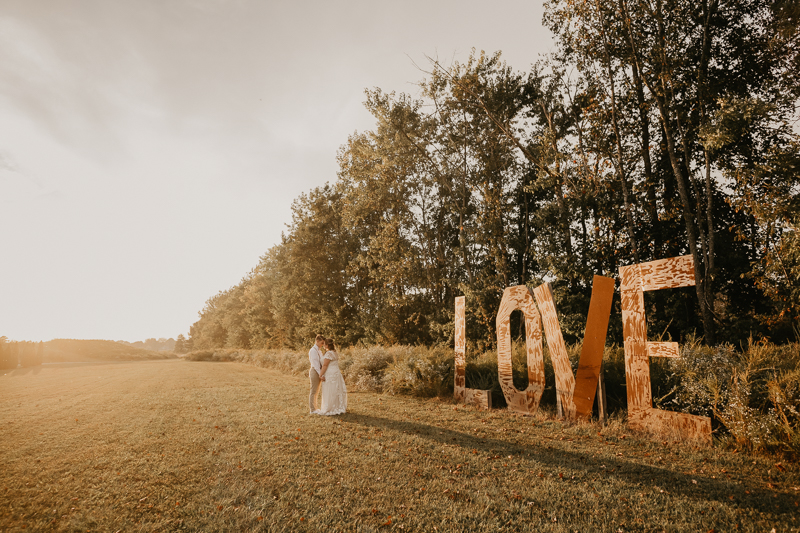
{"left": 119, "top": 337, "right": 177, "bottom": 352}
{"left": 0, "top": 337, "right": 43, "bottom": 369}
{"left": 188, "top": 0, "right": 799, "bottom": 351}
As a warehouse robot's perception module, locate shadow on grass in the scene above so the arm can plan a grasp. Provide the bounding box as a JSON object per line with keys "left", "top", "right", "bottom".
{"left": 338, "top": 412, "right": 796, "bottom": 514}
{"left": 3, "top": 366, "right": 41, "bottom": 377}
{"left": 41, "top": 361, "right": 133, "bottom": 367}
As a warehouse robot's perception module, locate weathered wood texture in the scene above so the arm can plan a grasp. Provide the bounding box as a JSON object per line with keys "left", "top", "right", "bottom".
{"left": 571, "top": 276, "right": 615, "bottom": 419}
{"left": 647, "top": 342, "right": 680, "bottom": 358}
{"left": 620, "top": 255, "right": 712, "bottom": 446}
{"left": 628, "top": 408, "right": 711, "bottom": 444}
{"left": 454, "top": 296, "right": 466, "bottom": 403}
{"left": 464, "top": 388, "right": 492, "bottom": 410}
{"left": 495, "top": 286, "right": 545, "bottom": 414}
{"left": 596, "top": 364, "right": 607, "bottom": 424}
{"left": 638, "top": 255, "right": 695, "bottom": 291}
{"left": 453, "top": 296, "right": 491, "bottom": 410}
{"left": 532, "top": 284, "right": 576, "bottom": 419}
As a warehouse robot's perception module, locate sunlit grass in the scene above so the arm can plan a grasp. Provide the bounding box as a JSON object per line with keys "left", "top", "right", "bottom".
{"left": 1, "top": 360, "right": 798, "bottom": 531}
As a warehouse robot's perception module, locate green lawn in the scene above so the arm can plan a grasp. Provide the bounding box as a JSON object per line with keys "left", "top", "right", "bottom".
{"left": 1, "top": 359, "right": 797, "bottom": 532}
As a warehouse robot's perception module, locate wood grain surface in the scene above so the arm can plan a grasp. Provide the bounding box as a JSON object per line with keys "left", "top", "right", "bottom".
{"left": 454, "top": 296, "right": 466, "bottom": 403}
{"left": 532, "top": 283, "right": 577, "bottom": 420}
{"left": 620, "top": 256, "right": 712, "bottom": 445}
{"left": 454, "top": 296, "right": 491, "bottom": 410}
{"left": 646, "top": 342, "right": 680, "bottom": 358}
{"left": 495, "top": 286, "right": 544, "bottom": 414}
{"left": 639, "top": 255, "right": 695, "bottom": 291}
{"left": 571, "top": 276, "right": 615, "bottom": 419}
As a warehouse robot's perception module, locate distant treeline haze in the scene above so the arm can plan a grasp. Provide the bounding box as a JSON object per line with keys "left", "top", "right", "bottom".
{"left": 0, "top": 338, "right": 177, "bottom": 366}
{"left": 189, "top": 0, "right": 799, "bottom": 351}
{"left": 0, "top": 338, "right": 43, "bottom": 369}
{"left": 120, "top": 338, "right": 177, "bottom": 352}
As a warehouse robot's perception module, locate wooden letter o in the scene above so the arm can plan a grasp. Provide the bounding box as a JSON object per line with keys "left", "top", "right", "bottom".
{"left": 496, "top": 286, "right": 545, "bottom": 414}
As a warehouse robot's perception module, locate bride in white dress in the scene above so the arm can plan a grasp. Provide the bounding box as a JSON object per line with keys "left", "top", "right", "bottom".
{"left": 313, "top": 338, "right": 347, "bottom": 415}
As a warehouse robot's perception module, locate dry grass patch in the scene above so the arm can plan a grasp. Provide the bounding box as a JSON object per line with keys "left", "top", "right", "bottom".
{"left": 1, "top": 360, "right": 798, "bottom": 532}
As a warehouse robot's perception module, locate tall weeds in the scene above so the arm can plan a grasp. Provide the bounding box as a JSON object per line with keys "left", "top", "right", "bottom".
{"left": 661, "top": 339, "right": 800, "bottom": 456}
{"left": 185, "top": 339, "right": 800, "bottom": 457}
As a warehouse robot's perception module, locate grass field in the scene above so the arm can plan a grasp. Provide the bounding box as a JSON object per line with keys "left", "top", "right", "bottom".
{"left": 1, "top": 360, "right": 798, "bottom": 532}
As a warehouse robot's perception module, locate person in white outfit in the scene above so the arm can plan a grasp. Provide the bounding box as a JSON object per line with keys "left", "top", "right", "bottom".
{"left": 308, "top": 334, "right": 325, "bottom": 413}
{"left": 312, "top": 337, "right": 347, "bottom": 416}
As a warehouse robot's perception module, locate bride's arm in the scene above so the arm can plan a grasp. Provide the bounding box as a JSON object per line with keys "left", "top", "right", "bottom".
{"left": 319, "top": 358, "right": 331, "bottom": 381}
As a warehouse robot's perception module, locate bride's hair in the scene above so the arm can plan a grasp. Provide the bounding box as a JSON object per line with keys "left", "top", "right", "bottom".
{"left": 325, "top": 338, "right": 336, "bottom": 351}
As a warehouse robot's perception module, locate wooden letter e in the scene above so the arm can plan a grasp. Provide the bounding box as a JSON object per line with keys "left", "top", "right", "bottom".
{"left": 619, "top": 255, "right": 712, "bottom": 445}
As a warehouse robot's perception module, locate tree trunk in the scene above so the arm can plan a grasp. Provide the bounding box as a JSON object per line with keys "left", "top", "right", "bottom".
{"left": 620, "top": 0, "right": 717, "bottom": 343}
{"left": 541, "top": 100, "right": 574, "bottom": 257}
{"left": 630, "top": 57, "right": 659, "bottom": 258}
{"left": 594, "top": 0, "right": 641, "bottom": 264}
{"left": 698, "top": 0, "right": 718, "bottom": 320}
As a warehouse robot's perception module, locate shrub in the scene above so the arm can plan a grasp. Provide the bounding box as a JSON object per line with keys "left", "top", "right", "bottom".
{"left": 184, "top": 350, "right": 216, "bottom": 362}
{"left": 339, "top": 345, "right": 396, "bottom": 392}
{"left": 381, "top": 345, "right": 454, "bottom": 397}
{"left": 661, "top": 338, "right": 800, "bottom": 456}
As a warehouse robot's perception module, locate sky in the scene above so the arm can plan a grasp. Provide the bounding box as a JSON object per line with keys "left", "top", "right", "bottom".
{"left": 0, "top": 0, "right": 553, "bottom": 343}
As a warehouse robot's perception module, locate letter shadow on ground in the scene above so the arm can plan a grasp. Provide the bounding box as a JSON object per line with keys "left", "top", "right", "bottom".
{"left": 338, "top": 412, "right": 795, "bottom": 515}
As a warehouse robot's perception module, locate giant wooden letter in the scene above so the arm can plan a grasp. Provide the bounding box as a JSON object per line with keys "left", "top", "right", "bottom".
{"left": 495, "top": 286, "right": 545, "bottom": 414}
{"left": 572, "top": 276, "right": 615, "bottom": 419}
{"left": 620, "top": 255, "right": 712, "bottom": 445}
{"left": 494, "top": 278, "right": 615, "bottom": 419}
{"left": 531, "top": 284, "right": 576, "bottom": 418}
{"left": 533, "top": 276, "right": 615, "bottom": 420}
{"left": 454, "top": 296, "right": 492, "bottom": 410}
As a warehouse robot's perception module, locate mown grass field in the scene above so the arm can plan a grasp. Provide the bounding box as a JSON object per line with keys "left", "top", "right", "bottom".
{"left": 1, "top": 360, "right": 798, "bottom": 532}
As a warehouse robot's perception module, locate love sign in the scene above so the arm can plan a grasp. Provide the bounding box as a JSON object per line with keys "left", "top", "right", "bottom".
{"left": 454, "top": 255, "right": 712, "bottom": 446}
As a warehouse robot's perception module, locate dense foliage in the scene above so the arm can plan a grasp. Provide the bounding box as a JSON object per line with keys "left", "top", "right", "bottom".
{"left": 189, "top": 0, "right": 798, "bottom": 351}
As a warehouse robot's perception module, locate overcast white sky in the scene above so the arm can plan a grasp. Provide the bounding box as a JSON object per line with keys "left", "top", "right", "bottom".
{"left": 0, "top": 0, "right": 552, "bottom": 342}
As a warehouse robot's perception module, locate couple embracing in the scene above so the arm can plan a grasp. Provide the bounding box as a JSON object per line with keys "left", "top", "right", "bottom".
{"left": 308, "top": 334, "right": 347, "bottom": 415}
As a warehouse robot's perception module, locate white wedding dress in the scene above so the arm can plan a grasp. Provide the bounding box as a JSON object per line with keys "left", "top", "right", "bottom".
{"left": 313, "top": 350, "right": 347, "bottom": 415}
